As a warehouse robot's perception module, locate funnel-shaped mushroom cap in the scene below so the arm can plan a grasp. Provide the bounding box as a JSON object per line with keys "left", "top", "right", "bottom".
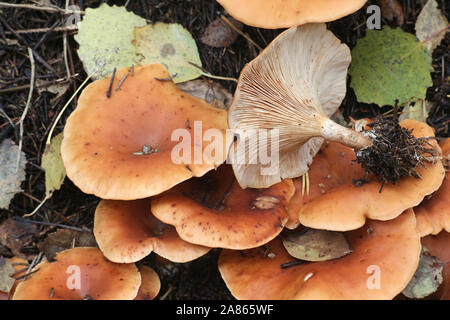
{"left": 94, "top": 199, "right": 210, "bottom": 263}
{"left": 12, "top": 247, "right": 141, "bottom": 300}
{"left": 415, "top": 138, "right": 450, "bottom": 236}
{"left": 219, "top": 209, "right": 421, "bottom": 300}
{"left": 135, "top": 265, "right": 161, "bottom": 300}
{"left": 228, "top": 23, "right": 371, "bottom": 189}
{"left": 288, "top": 120, "right": 445, "bottom": 231}
{"left": 422, "top": 232, "right": 450, "bottom": 300}
{"left": 62, "top": 64, "right": 229, "bottom": 200}
{"left": 217, "top": 0, "right": 367, "bottom": 29}
{"left": 151, "top": 165, "right": 295, "bottom": 249}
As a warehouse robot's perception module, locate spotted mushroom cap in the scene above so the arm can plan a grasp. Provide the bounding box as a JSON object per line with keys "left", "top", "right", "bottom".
{"left": 94, "top": 199, "right": 211, "bottom": 263}
{"left": 415, "top": 138, "right": 450, "bottom": 236}
{"left": 287, "top": 120, "right": 445, "bottom": 231}
{"left": 217, "top": 0, "right": 367, "bottom": 29}
{"left": 61, "top": 63, "right": 230, "bottom": 200}
{"left": 219, "top": 209, "right": 421, "bottom": 300}
{"left": 228, "top": 23, "right": 370, "bottom": 189}
{"left": 12, "top": 247, "right": 141, "bottom": 300}
{"left": 151, "top": 165, "right": 295, "bottom": 249}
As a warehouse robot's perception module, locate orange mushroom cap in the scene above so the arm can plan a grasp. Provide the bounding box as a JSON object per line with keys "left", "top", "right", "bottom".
{"left": 94, "top": 199, "right": 211, "bottom": 263}
{"left": 219, "top": 209, "right": 421, "bottom": 300}
{"left": 415, "top": 138, "right": 450, "bottom": 236}
{"left": 151, "top": 165, "right": 295, "bottom": 249}
{"left": 288, "top": 119, "right": 445, "bottom": 231}
{"left": 61, "top": 63, "right": 229, "bottom": 200}
{"left": 135, "top": 265, "right": 161, "bottom": 300}
{"left": 217, "top": 0, "right": 367, "bottom": 29}
{"left": 422, "top": 232, "right": 450, "bottom": 300}
{"left": 12, "top": 247, "right": 141, "bottom": 300}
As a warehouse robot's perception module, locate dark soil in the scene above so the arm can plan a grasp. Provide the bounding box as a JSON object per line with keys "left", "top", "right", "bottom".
{"left": 0, "top": 0, "right": 448, "bottom": 300}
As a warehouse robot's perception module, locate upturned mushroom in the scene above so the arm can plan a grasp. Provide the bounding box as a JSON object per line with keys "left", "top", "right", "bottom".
{"left": 228, "top": 23, "right": 373, "bottom": 189}
{"left": 287, "top": 120, "right": 445, "bottom": 231}
{"left": 12, "top": 247, "right": 141, "bottom": 300}
{"left": 219, "top": 209, "right": 421, "bottom": 300}
{"left": 217, "top": 0, "right": 367, "bottom": 29}
{"left": 94, "top": 198, "right": 211, "bottom": 263}
{"left": 151, "top": 164, "right": 295, "bottom": 249}
{"left": 61, "top": 63, "right": 230, "bottom": 200}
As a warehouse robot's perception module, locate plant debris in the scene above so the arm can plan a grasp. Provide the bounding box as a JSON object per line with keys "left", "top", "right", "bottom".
{"left": 355, "top": 107, "right": 439, "bottom": 192}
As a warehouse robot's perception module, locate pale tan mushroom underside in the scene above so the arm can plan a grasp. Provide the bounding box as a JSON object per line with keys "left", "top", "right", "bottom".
{"left": 217, "top": 0, "right": 367, "bottom": 29}
{"left": 228, "top": 23, "right": 352, "bottom": 189}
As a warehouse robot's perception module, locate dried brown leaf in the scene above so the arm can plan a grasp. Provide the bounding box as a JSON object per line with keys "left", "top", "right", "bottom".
{"left": 201, "top": 16, "right": 243, "bottom": 48}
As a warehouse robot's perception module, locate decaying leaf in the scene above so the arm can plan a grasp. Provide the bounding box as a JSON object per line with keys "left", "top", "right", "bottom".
{"left": 0, "top": 257, "right": 14, "bottom": 294}
{"left": 399, "top": 100, "right": 433, "bottom": 123}
{"left": 75, "top": 4, "right": 146, "bottom": 79}
{"left": 376, "top": 0, "right": 404, "bottom": 26}
{"left": 349, "top": 27, "right": 433, "bottom": 107}
{"left": 0, "top": 138, "right": 27, "bottom": 210}
{"left": 41, "top": 132, "right": 66, "bottom": 198}
{"left": 38, "top": 229, "right": 96, "bottom": 261}
{"left": 201, "top": 16, "right": 243, "bottom": 48}
{"left": 402, "top": 246, "right": 443, "bottom": 299}
{"left": 282, "top": 229, "right": 352, "bottom": 262}
{"left": 35, "top": 80, "right": 70, "bottom": 103}
{"left": 177, "top": 79, "right": 232, "bottom": 109}
{"left": 0, "top": 217, "right": 38, "bottom": 256}
{"left": 134, "top": 22, "right": 202, "bottom": 83}
{"left": 415, "top": 0, "right": 449, "bottom": 54}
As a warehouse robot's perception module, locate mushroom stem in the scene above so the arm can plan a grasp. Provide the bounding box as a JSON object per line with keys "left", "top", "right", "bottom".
{"left": 320, "top": 118, "right": 373, "bottom": 150}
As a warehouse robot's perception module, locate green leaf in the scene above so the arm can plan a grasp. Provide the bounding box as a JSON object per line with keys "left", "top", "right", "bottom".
{"left": 134, "top": 22, "right": 202, "bottom": 83}
{"left": 349, "top": 27, "right": 433, "bottom": 106}
{"left": 75, "top": 4, "right": 146, "bottom": 79}
{"left": 282, "top": 229, "right": 352, "bottom": 262}
{"left": 0, "top": 139, "right": 27, "bottom": 210}
{"left": 42, "top": 132, "right": 66, "bottom": 197}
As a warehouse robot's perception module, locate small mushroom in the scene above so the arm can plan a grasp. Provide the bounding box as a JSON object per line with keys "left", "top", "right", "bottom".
{"left": 135, "top": 265, "right": 161, "bottom": 300}
{"left": 228, "top": 23, "right": 372, "bottom": 189}
{"left": 219, "top": 209, "right": 421, "bottom": 300}
{"left": 415, "top": 138, "right": 450, "bottom": 236}
{"left": 94, "top": 199, "right": 211, "bottom": 263}
{"left": 217, "top": 0, "right": 367, "bottom": 28}
{"left": 421, "top": 232, "right": 450, "bottom": 300}
{"left": 61, "top": 63, "right": 230, "bottom": 200}
{"left": 12, "top": 247, "right": 141, "bottom": 300}
{"left": 287, "top": 120, "right": 445, "bottom": 231}
{"left": 151, "top": 165, "right": 295, "bottom": 249}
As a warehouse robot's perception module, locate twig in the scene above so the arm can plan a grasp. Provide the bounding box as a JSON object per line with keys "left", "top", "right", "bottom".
{"left": 13, "top": 216, "right": 92, "bottom": 233}
{"left": 4, "top": 25, "right": 77, "bottom": 34}
{"left": 0, "top": 2, "right": 84, "bottom": 14}
{"left": 16, "top": 47, "right": 35, "bottom": 169}
{"left": 188, "top": 62, "right": 238, "bottom": 83}
{"left": 63, "top": 0, "right": 71, "bottom": 81}
{"left": 220, "top": 15, "right": 262, "bottom": 51}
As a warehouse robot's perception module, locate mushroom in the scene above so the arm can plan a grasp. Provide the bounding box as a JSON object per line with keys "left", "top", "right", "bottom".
{"left": 228, "top": 23, "right": 372, "bottom": 189}
{"left": 217, "top": 0, "right": 367, "bottom": 28}
{"left": 219, "top": 209, "right": 421, "bottom": 300}
{"left": 287, "top": 119, "right": 445, "bottom": 231}
{"left": 61, "top": 63, "right": 230, "bottom": 200}
{"left": 135, "top": 265, "right": 161, "bottom": 300}
{"left": 94, "top": 198, "right": 211, "bottom": 263}
{"left": 421, "top": 232, "right": 450, "bottom": 300}
{"left": 415, "top": 138, "right": 449, "bottom": 236}
{"left": 151, "top": 164, "right": 295, "bottom": 249}
{"left": 12, "top": 247, "right": 141, "bottom": 300}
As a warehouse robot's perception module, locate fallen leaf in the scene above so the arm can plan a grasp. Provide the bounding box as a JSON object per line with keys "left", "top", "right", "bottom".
{"left": 201, "top": 16, "right": 243, "bottom": 48}
{"left": 0, "top": 217, "right": 38, "bottom": 256}
{"left": 75, "top": 4, "right": 146, "bottom": 79}
{"left": 38, "top": 229, "right": 96, "bottom": 261}
{"left": 41, "top": 132, "right": 66, "bottom": 198}
{"left": 376, "top": 0, "right": 404, "bottom": 26}
{"left": 35, "top": 80, "right": 70, "bottom": 103}
{"left": 0, "top": 138, "right": 27, "bottom": 210}
{"left": 0, "top": 257, "right": 14, "bottom": 294}
{"left": 399, "top": 99, "right": 432, "bottom": 123}
{"left": 282, "top": 228, "right": 352, "bottom": 262}
{"left": 349, "top": 27, "right": 433, "bottom": 106}
{"left": 415, "top": 0, "right": 449, "bottom": 54}
{"left": 177, "top": 79, "right": 232, "bottom": 109}
{"left": 134, "top": 22, "right": 202, "bottom": 83}
{"left": 402, "top": 246, "right": 443, "bottom": 299}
